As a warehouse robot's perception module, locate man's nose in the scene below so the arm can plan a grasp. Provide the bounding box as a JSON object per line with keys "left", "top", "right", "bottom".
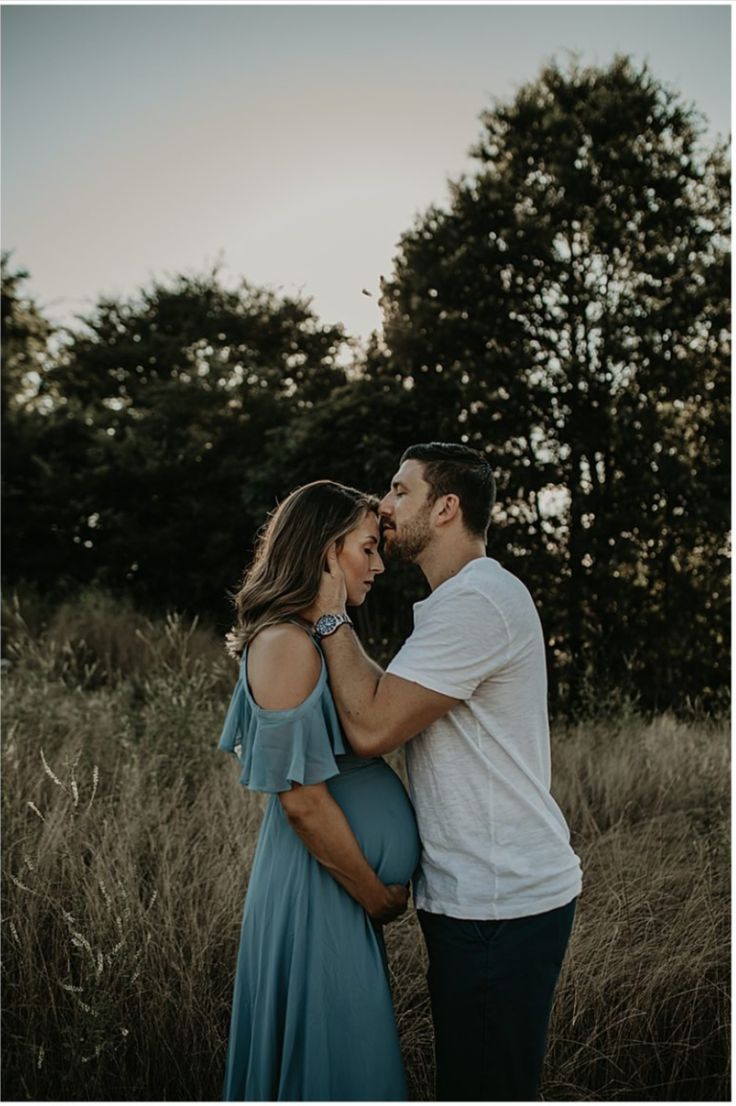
{"left": 378, "top": 491, "right": 392, "bottom": 516}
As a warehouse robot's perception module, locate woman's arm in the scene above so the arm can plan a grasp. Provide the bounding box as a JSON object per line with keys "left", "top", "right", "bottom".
{"left": 249, "top": 624, "right": 408, "bottom": 924}
{"left": 279, "top": 783, "right": 408, "bottom": 923}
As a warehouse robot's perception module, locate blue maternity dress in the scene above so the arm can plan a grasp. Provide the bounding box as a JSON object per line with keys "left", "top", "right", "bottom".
{"left": 219, "top": 632, "right": 420, "bottom": 1101}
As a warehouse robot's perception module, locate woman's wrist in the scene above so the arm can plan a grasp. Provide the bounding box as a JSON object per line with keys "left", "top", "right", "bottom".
{"left": 359, "top": 874, "right": 390, "bottom": 916}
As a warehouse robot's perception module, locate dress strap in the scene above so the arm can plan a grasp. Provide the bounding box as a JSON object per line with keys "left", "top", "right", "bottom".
{"left": 240, "top": 618, "right": 323, "bottom": 676}
{"left": 282, "top": 617, "right": 322, "bottom": 656}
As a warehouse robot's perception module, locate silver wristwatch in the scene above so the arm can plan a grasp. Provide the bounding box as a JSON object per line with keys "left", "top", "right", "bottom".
{"left": 313, "top": 612, "right": 353, "bottom": 639}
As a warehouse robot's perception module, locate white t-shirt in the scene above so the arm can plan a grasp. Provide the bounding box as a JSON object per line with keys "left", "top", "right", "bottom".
{"left": 386, "top": 556, "right": 582, "bottom": 920}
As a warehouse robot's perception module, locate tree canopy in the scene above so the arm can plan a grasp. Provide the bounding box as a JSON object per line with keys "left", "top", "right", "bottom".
{"left": 378, "top": 56, "right": 730, "bottom": 709}
{"left": 2, "top": 57, "right": 729, "bottom": 714}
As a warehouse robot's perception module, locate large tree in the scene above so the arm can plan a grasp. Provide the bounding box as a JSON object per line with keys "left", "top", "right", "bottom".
{"left": 378, "top": 55, "right": 730, "bottom": 711}
{"left": 5, "top": 269, "right": 350, "bottom": 618}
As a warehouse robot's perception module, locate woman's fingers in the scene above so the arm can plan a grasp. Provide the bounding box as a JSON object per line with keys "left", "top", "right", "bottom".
{"left": 325, "top": 542, "right": 340, "bottom": 574}
{"left": 385, "top": 884, "right": 410, "bottom": 920}
{"left": 317, "top": 542, "right": 347, "bottom": 616}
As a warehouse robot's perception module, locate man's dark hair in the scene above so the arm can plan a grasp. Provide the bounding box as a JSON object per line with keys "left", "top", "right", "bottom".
{"left": 401, "top": 442, "right": 496, "bottom": 538}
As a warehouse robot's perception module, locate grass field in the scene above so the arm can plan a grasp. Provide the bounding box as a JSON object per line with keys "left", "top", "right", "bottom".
{"left": 1, "top": 591, "right": 730, "bottom": 1100}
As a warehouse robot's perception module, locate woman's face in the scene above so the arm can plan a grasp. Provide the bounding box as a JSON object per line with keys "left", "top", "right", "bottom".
{"left": 337, "top": 511, "right": 385, "bottom": 606}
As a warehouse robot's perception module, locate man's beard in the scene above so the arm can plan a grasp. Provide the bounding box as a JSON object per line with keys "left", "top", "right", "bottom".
{"left": 384, "top": 504, "right": 433, "bottom": 563}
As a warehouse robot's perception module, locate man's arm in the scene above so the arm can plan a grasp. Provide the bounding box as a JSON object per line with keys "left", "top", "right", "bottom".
{"left": 319, "top": 625, "right": 459, "bottom": 756}
{"left": 316, "top": 546, "right": 459, "bottom": 755}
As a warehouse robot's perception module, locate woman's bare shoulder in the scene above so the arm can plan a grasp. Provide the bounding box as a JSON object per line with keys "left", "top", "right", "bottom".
{"left": 247, "top": 623, "right": 321, "bottom": 710}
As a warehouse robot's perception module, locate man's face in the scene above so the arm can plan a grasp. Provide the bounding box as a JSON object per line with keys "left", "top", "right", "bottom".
{"left": 378, "top": 459, "right": 434, "bottom": 562}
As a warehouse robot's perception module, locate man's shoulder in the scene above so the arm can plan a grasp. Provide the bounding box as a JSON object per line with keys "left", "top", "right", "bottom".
{"left": 424, "top": 560, "right": 541, "bottom": 646}
{"left": 443, "top": 557, "right": 534, "bottom": 608}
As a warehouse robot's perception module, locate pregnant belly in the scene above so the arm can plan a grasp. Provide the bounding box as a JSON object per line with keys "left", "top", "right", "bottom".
{"left": 327, "top": 759, "right": 420, "bottom": 886}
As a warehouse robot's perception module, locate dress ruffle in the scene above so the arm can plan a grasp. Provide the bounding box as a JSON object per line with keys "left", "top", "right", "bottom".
{"left": 218, "top": 649, "right": 348, "bottom": 793}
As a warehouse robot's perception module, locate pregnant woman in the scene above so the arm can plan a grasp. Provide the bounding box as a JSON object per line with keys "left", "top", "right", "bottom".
{"left": 219, "top": 481, "right": 420, "bottom": 1101}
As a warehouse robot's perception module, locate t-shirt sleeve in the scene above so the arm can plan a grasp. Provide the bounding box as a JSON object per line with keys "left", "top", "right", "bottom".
{"left": 385, "top": 586, "right": 511, "bottom": 699}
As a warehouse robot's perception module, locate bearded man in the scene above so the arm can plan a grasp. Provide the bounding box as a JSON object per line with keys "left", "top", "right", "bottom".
{"left": 314, "top": 441, "right": 582, "bottom": 1102}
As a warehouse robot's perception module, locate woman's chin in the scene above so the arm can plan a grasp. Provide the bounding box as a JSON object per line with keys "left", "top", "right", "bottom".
{"left": 346, "top": 592, "right": 367, "bottom": 608}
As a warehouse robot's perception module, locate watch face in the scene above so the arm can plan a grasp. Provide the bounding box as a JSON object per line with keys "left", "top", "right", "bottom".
{"left": 317, "top": 614, "right": 339, "bottom": 636}
{"left": 315, "top": 613, "right": 352, "bottom": 638}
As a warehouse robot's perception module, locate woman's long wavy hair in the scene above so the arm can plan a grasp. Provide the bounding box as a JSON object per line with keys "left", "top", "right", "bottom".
{"left": 226, "top": 481, "right": 379, "bottom": 658}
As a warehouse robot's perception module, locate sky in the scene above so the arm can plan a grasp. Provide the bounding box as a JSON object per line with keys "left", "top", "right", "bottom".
{"left": 2, "top": 3, "right": 731, "bottom": 342}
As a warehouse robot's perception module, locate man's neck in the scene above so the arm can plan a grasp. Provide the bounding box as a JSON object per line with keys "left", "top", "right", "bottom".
{"left": 417, "top": 539, "right": 487, "bottom": 591}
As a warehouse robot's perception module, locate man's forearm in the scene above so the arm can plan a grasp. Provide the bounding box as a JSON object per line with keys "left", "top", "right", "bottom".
{"left": 320, "top": 626, "right": 385, "bottom": 750}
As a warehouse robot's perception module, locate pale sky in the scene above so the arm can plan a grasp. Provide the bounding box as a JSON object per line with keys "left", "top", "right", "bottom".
{"left": 2, "top": 3, "right": 731, "bottom": 341}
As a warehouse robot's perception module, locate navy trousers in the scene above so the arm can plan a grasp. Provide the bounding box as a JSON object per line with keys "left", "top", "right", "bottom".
{"left": 418, "top": 898, "right": 576, "bottom": 1101}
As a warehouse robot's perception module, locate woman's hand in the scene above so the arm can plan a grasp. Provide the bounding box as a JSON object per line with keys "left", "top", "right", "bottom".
{"left": 367, "top": 883, "right": 410, "bottom": 925}
{"left": 280, "top": 782, "right": 409, "bottom": 922}
{"left": 316, "top": 542, "right": 348, "bottom": 617}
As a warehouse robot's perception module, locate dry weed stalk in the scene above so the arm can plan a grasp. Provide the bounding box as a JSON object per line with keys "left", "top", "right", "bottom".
{"left": 1, "top": 591, "right": 729, "bottom": 1100}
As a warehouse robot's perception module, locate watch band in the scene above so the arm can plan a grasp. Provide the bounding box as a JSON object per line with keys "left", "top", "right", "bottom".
{"left": 314, "top": 612, "right": 353, "bottom": 639}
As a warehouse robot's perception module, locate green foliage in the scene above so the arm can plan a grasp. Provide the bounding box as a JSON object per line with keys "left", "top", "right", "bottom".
{"left": 1, "top": 256, "right": 71, "bottom": 596}
{"left": 378, "top": 55, "right": 730, "bottom": 711}
{"left": 3, "top": 268, "right": 350, "bottom": 619}
{"left": 1, "top": 252, "right": 54, "bottom": 412}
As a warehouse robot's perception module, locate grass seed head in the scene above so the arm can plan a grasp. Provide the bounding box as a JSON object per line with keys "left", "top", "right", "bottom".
{"left": 40, "top": 748, "right": 66, "bottom": 790}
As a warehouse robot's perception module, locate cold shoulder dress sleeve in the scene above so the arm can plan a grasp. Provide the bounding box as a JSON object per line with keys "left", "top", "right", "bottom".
{"left": 218, "top": 647, "right": 347, "bottom": 791}
{"left": 219, "top": 640, "right": 420, "bottom": 1102}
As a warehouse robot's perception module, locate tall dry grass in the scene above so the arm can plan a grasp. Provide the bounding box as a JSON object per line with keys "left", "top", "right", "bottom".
{"left": 545, "top": 712, "right": 729, "bottom": 1100}
{"left": 1, "top": 591, "right": 729, "bottom": 1100}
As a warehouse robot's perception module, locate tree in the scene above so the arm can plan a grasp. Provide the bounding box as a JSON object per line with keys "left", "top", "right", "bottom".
{"left": 1, "top": 256, "right": 72, "bottom": 594}
{"left": 378, "top": 56, "right": 730, "bottom": 711}
{"left": 4, "top": 58, "right": 728, "bottom": 713}
{"left": 1, "top": 253, "right": 54, "bottom": 412}
{"left": 237, "top": 335, "right": 438, "bottom": 657}
{"left": 4, "top": 268, "right": 351, "bottom": 620}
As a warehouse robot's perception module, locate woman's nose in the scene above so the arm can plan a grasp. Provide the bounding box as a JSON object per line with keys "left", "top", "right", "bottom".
{"left": 374, "top": 554, "right": 385, "bottom": 575}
